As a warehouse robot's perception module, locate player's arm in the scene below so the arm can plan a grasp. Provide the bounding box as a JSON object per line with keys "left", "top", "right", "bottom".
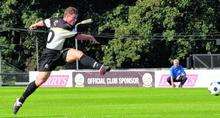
{"left": 29, "top": 18, "right": 52, "bottom": 30}
{"left": 29, "top": 20, "right": 44, "bottom": 30}
{"left": 170, "top": 68, "right": 175, "bottom": 88}
{"left": 170, "top": 76, "right": 175, "bottom": 88}
{"left": 75, "top": 34, "right": 100, "bottom": 44}
{"left": 180, "top": 66, "right": 186, "bottom": 76}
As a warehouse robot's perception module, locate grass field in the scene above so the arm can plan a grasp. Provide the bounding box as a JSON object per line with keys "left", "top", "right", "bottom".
{"left": 0, "top": 87, "right": 220, "bottom": 118}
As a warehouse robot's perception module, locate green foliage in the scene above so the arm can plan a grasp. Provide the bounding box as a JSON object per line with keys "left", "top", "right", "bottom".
{"left": 0, "top": 0, "right": 220, "bottom": 70}
{"left": 99, "top": 0, "right": 219, "bottom": 68}
{"left": 0, "top": 36, "right": 15, "bottom": 57}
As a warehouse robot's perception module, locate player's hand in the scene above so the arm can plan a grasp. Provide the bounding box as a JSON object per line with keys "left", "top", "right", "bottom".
{"left": 29, "top": 24, "right": 37, "bottom": 30}
{"left": 181, "top": 73, "right": 185, "bottom": 76}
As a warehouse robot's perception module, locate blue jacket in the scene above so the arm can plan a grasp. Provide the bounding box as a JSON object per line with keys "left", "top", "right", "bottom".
{"left": 169, "top": 65, "right": 186, "bottom": 78}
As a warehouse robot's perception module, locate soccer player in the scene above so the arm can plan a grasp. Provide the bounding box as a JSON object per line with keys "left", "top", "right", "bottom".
{"left": 167, "top": 59, "right": 187, "bottom": 88}
{"left": 13, "top": 6, "right": 111, "bottom": 114}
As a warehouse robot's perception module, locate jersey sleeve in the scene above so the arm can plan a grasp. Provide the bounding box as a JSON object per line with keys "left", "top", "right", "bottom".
{"left": 180, "top": 66, "right": 186, "bottom": 75}
{"left": 169, "top": 67, "right": 174, "bottom": 77}
{"left": 43, "top": 18, "right": 52, "bottom": 28}
{"left": 60, "top": 29, "right": 77, "bottom": 38}
{"left": 52, "top": 28, "right": 77, "bottom": 39}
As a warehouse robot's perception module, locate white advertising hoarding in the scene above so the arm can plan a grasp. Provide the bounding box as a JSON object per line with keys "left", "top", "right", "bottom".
{"left": 29, "top": 70, "right": 155, "bottom": 87}
{"left": 29, "top": 70, "right": 73, "bottom": 87}
{"left": 155, "top": 69, "right": 220, "bottom": 88}
{"left": 29, "top": 69, "right": 220, "bottom": 88}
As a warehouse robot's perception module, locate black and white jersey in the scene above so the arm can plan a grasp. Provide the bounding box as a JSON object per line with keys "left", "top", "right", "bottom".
{"left": 43, "top": 18, "right": 77, "bottom": 50}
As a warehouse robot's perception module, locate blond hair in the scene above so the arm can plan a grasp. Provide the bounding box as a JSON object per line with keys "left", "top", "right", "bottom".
{"left": 64, "top": 7, "right": 78, "bottom": 17}
{"left": 173, "top": 59, "right": 179, "bottom": 64}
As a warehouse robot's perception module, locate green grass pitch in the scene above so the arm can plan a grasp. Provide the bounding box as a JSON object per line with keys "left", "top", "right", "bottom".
{"left": 0, "top": 87, "right": 220, "bottom": 118}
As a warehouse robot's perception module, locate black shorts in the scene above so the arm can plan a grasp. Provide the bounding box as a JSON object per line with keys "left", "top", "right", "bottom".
{"left": 38, "top": 48, "right": 68, "bottom": 71}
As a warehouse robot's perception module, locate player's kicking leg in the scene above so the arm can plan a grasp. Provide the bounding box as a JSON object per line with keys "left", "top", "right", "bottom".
{"left": 79, "top": 55, "right": 111, "bottom": 75}
{"left": 99, "top": 65, "right": 111, "bottom": 75}
{"left": 13, "top": 72, "right": 50, "bottom": 114}
{"left": 65, "top": 49, "right": 111, "bottom": 75}
{"left": 13, "top": 98, "right": 23, "bottom": 114}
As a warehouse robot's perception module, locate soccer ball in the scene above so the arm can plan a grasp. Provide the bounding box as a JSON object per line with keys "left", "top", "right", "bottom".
{"left": 208, "top": 82, "right": 220, "bottom": 96}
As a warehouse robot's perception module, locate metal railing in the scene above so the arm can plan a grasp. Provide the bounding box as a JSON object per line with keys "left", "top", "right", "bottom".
{"left": 0, "top": 73, "right": 29, "bottom": 86}
{"left": 188, "top": 54, "right": 220, "bottom": 69}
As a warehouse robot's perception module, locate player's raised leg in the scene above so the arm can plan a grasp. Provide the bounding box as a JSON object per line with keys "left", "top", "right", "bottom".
{"left": 13, "top": 71, "right": 50, "bottom": 114}
{"left": 65, "top": 48, "right": 111, "bottom": 75}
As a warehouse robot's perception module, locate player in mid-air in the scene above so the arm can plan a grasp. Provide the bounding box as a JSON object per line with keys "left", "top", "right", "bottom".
{"left": 167, "top": 59, "right": 187, "bottom": 88}
{"left": 13, "top": 6, "right": 111, "bottom": 114}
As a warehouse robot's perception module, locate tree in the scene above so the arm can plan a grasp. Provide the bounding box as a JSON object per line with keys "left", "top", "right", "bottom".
{"left": 0, "top": 0, "right": 129, "bottom": 71}
{"left": 99, "top": 0, "right": 219, "bottom": 68}
{"left": 0, "top": 0, "right": 219, "bottom": 71}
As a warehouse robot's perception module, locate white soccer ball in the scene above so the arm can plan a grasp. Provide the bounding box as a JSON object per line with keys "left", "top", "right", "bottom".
{"left": 208, "top": 82, "right": 220, "bottom": 96}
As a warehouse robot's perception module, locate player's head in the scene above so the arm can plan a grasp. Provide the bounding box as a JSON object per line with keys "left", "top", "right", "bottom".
{"left": 63, "top": 7, "right": 78, "bottom": 25}
{"left": 173, "top": 59, "right": 179, "bottom": 67}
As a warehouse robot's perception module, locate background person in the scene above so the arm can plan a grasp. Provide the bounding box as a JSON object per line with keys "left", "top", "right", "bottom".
{"left": 167, "top": 59, "right": 187, "bottom": 88}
